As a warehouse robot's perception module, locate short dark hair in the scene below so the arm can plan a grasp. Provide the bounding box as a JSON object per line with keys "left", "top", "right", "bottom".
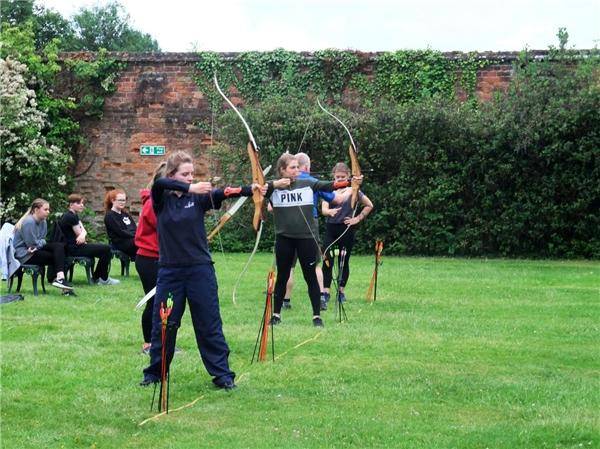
{"left": 68, "top": 193, "right": 84, "bottom": 204}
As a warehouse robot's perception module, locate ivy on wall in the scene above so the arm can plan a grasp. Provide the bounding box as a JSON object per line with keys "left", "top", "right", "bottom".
{"left": 191, "top": 46, "right": 599, "bottom": 259}
{"left": 194, "top": 49, "right": 492, "bottom": 107}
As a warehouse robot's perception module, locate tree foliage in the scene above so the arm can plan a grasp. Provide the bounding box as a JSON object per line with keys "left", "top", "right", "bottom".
{"left": 0, "top": 3, "right": 126, "bottom": 222}
{"left": 203, "top": 42, "right": 599, "bottom": 258}
{"left": 0, "top": 0, "right": 159, "bottom": 52}
{"left": 0, "top": 57, "right": 71, "bottom": 220}
{"left": 68, "top": 1, "right": 159, "bottom": 52}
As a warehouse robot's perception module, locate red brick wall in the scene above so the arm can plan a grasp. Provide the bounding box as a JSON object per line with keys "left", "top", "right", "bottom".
{"left": 61, "top": 51, "right": 536, "bottom": 216}
{"left": 476, "top": 65, "right": 514, "bottom": 101}
{"left": 70, "top": 54, "right": 214, "bottom": 215}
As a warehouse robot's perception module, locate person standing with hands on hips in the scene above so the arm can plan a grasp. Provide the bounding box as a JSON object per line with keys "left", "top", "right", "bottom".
{"left": 141, "top": 151, "right": 267, "bottom": 390}
{"left": 321, "top": 162, "right": 373, "bottom": 305}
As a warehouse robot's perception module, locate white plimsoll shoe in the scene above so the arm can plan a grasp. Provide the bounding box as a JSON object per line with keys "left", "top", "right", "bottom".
{"left": 96, "top": 277, "right": 120, "bottom": 285}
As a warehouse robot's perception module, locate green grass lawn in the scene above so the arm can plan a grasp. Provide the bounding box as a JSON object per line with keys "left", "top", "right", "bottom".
{"left": 1, "top": 254, "right": 598, "bottom": 449}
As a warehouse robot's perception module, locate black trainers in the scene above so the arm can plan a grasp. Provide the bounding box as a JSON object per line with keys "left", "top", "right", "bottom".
{"left": 213, "top": 377, "right": 237, "bottom": 390}
{"left": 217, "top": 380, "right": 237, "bottom": 390}
{"left": 338, "top": 292, "right": 347, "bottom": 303}
{"left": 313, "top": 317, "right": 324, "bottom": 327}
{"left": 282, "top": 299, "right": 292, "bottom": 309}
{"left": 139, "top": 376, "right": 159, "bottom": 387}
{"left": 269, "top": 315, "right": 281, "bottom": 325}
{"left": 52, "top": 278, "right": 74, "bottom": 290}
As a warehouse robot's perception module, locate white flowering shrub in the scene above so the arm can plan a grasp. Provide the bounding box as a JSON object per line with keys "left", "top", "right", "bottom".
{"left": 0, "top": 57, "right": 71, "bottom": 222}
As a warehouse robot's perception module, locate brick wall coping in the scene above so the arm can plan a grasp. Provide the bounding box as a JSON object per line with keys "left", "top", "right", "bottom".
{"left": 58, "top": 49, "right": 588, "bottom": 63}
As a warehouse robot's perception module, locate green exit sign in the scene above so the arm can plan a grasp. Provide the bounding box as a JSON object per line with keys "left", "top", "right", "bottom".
{"left": 140, "top": 145, "right": 165, "bottom": 156}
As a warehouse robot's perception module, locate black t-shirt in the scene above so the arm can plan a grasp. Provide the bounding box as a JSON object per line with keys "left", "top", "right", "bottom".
{"left": 59, "top": 210, "right": 80, "bottom": 247}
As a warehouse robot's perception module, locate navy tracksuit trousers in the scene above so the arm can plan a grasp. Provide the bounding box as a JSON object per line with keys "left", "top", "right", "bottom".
{"left": 143, "top": 264, "right": 235, "bottom": 386}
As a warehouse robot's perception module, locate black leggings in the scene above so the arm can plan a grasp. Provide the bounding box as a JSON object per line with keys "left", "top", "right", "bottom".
{"left": 274, "top": 236, "right": 321, "bottom": 316}
{"left": 322, "top": 223, "right": 355, "bottom": 289}
{"left": 26, "top": 242, "right": 67, "bottom": 279}
{"left": 135, "top": 255, "right": 158, "bottom": 343}
{"left": 66, "top": 243, "right": 111, "bottom": 281}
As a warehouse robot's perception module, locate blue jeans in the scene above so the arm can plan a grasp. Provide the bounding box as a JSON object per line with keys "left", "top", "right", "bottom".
{"left": 143, "top": 264, "right": 235, "bottom": 386}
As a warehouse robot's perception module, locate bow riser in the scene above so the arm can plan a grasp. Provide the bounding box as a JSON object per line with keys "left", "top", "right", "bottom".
{"left": 349, "top": 144, "right": 361, "bottom": 209}
{"left": 248, "top": 142, "right": 265, "bottom": 232}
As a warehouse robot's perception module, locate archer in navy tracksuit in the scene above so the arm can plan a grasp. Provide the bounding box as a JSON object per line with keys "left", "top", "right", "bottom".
{"left": 141, "top": 153, "right": 260, "bottom": 389}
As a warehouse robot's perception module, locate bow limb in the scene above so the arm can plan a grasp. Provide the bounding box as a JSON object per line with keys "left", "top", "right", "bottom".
{"left": 316, "top": 98, "right": 361, "bottom": 208}
{"left": 317, "top": 98, "right": 363, "bottom": 257}
{"left": 213, "top": 73, "right": 259, "bottom": 150}
{"left": 214, "top": 73, "right": 268, "bottom": 303}
{"left": 317, "top": 98, "right": 357, "bottom": 152}
{"left": 213, "top": 73, "right": 265, "bottom": 233}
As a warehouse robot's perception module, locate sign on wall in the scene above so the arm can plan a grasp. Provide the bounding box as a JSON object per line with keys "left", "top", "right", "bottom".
{"left": 140, "top": 145, "right": 166, "bottom": 156}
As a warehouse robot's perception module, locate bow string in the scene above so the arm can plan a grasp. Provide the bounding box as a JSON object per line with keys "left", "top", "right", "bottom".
{"left": 213, "top": 73, "right": 268, "bottom": 304}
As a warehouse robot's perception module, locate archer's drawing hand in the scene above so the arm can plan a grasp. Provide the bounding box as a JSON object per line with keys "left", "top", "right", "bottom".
{"left": 273, "top": 178, "right": 291, "bottom": 189}
{"left": 189, "top": 181, "right": 213, "bottom": 195}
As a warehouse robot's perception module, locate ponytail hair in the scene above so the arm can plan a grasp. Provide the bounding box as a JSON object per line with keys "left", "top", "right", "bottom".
{"left": 147, "top": 161, "right": 167, "bottom": 189}
{"left": 15, "top": 198, "right": 48, "bottom": 231}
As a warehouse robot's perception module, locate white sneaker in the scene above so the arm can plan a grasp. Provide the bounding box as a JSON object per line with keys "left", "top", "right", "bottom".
{"left": 96, "top": 277, "right": 120, "bottom": 285}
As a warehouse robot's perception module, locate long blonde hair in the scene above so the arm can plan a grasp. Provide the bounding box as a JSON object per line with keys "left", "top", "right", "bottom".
{"left": 15, "top": 198, "right": 48, "bottom": 231}
{"left": 165, "top": 151, "right": 193, "bottom": 177}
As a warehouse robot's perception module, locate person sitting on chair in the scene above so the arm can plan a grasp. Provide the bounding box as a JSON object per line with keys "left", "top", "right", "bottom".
{"left": 13, "top": 198, "right": 74, "bottom": 291}
{"left": 104, "top": 189, "right": 138, "bottom": 259}
{"left": 59, "top": 193, "right": 119, "bottom": 285}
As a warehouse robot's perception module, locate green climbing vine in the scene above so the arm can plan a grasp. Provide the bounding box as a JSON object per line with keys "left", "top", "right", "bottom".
{"left": 194, "top": 48, "right": 493, "bottom": 108}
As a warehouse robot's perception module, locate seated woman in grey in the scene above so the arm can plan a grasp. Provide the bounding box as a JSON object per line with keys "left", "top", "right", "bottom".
{"left": 13, "top": 198, "right": 74, "bottom": 291}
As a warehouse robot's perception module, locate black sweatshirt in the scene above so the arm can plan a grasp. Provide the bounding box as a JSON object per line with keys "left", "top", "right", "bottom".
{"left": 104, "top": 210, "right": 137, "bottom": 245}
